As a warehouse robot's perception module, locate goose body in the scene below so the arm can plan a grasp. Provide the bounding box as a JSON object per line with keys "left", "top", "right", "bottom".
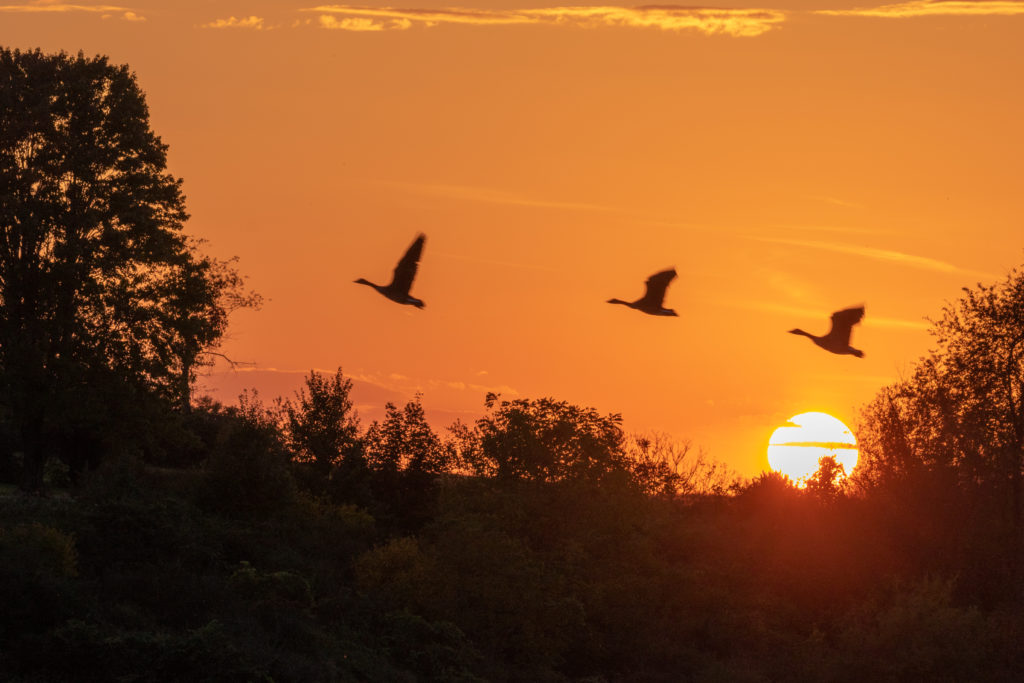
{"left": 608, "top": 268, "right": 678, "bottom": 317}
{"left": 355, "top": 233, "right": 426, "bottom": 308}
{"left": 789, "top": 306, "right": 864, "bottom": 357}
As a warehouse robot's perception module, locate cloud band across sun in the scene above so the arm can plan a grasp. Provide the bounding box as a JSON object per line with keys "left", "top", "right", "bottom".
{"left": 303, "top": 5, "right": 788, "bottom": 36}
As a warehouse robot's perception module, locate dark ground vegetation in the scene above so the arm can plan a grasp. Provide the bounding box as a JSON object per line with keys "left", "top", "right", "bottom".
{"left": 2, "top": 377, "right": 1024, "bottom": 682}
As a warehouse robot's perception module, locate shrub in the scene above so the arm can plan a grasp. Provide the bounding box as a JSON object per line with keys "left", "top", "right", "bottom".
{"left": 200, "top": 394, "right": 295, "bottom": 517}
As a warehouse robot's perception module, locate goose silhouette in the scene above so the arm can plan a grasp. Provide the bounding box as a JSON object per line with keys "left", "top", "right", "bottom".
{"left": 354, "top": 233, "right": 426, "bottom": 308}
{"left": 789, "top": 306, "right": 864, "bottom": 357}
{"left": 608, "top": 269, "right": 678, "bottom": 317}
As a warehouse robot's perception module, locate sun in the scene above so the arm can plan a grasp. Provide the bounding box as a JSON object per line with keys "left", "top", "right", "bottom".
{"left": 767, "top": 412, "right": 858, "bottom": 484}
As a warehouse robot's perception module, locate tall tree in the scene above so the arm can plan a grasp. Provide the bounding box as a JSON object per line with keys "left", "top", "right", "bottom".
{"left": 0, "top": 48, "right": 256, "bottom": 487}
{"left": 284, "top": 368, "right": 362, "bottom": 476}
{"left": 857, "top": 267, "right": 1024, "bottom": 568}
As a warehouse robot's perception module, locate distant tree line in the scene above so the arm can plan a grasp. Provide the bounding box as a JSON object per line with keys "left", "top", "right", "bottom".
{"left": 2, "top": 356, "right": 1021, "bottom": 681}
{"left": 214, "top": 368, "right": 733, "bottom": 520}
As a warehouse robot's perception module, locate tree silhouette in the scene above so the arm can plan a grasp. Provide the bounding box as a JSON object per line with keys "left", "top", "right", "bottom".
{"left": 623, "top": 431, "right": 734, "bottom": 495}
{"left": 462, "top": 393, "right": 630, "bottom": 484}
{"left": 364, "top": 395, "right": 451, "bottom": 475}
{"left": 805, "top": 454, "right": 847, "bottom": 504}
{"left": 0, "top": 48, "right": 256, "bottom": 488}
{"left": 284, "top": 368, "right": 362, "bottom": 476}
{"left": 162, "top": 245, "right": 261, "bottom": 414}
{"left": 857, "top": 266, "right": 1024, "bottom": 573}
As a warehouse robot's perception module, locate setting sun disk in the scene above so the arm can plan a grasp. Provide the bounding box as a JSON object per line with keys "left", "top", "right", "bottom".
{"left": 767, "top": 412, "right": 858, "bottom": 484}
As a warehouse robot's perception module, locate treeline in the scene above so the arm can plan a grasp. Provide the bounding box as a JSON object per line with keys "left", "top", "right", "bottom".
{"left": 1, "top": 363, "right": 1023, "bottom": 681}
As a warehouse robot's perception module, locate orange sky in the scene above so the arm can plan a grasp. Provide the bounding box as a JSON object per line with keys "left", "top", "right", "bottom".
{"left": 5, "top": 1, "right": 1023, "bottom": 476}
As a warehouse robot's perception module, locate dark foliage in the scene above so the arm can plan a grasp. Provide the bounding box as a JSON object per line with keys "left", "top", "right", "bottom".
{"left": 0, "top": 48, "right": 258, "bottom": 489}
{"left": 856, "top": 268, "right": 1024, "bottom": 601}
{"left": 285, "top": 369, "right": 363, "bottom": 477}
{"left": 1, "top": 377, "right": 1023, "bottom": 682}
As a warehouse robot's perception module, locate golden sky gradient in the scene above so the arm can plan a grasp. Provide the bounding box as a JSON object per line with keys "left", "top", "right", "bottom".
{"left": 5, "top": 0, "right": 1023, "bottom": 475}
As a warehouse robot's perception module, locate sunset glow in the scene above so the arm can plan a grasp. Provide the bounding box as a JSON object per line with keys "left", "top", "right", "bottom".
{"left": 8, "top": 0, "right": 1021, "bottom": 477}
{"left": 767, "top": 412, "right": 858, "bottom": 483}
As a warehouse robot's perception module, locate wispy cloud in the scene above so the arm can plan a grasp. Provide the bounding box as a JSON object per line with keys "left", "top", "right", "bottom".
{"left": 812, "top": 371, "right": 903, "bottom": 384}
{"left": 754, "top": 236, "right": 992, "bottom": 277}
{"left": 761, "top": 269, "right": 819, "bottom": 302}
{"left": 806, "top": 195, "right": 865, "bottom": 209}
{"left": 201, "top": 15, "right": 266, "bottom": 30}
{"left": 242, "top": 367, "right": 520, "bottom": 399}
{"left": 769, "top": 224, "right": 882, "bottom": 235}
{"left": 869, "top": 315, "right": 930, "bottom": 330}
{"left": 774, "top": 441, "right": 858, "bottom": 449}
{"left": 446, "top": 380, "right": 521, "bottom": 396}
{"left": 319, "top": 13, "right": 410, "bottom": 30}
{"left": 727, "top": 300, "right": 840, "bottom": 320}
{"left": 432, "top": 250, "right": 560, "bottom": 274}
{"left": 729, "top": 300, "right": 929, "bottom": 330}
{"left": 351, "top": 371, "right": 520, "bottom": 398}
{"left": 393, "top": 181, "right": 623, "bottom": 213}
{"left": 817, "top": 0, "right": 1024, "bottom": 17}
{"left": 302, "top": 5, "right": 788, "bottom": 37}
{"left": 0, "top": 1, "right": 144, "bottom": 20}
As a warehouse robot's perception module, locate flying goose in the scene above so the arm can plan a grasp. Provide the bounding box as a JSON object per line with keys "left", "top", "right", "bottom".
{"left": 789, "top": 306, "right": 864, "bottom": 357}
{"left": 608, "top": 268, "right": 678, "bottom": 317}
{"left": 354, "top": 233, "right": 426, "bottom": 308}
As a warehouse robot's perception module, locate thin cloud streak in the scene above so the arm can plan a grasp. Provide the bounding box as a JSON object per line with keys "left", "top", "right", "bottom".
{"left": 319, "top": 14, "right": 410, "bottom": 30}
{"left": 0, "top": 2, "right": 144, "bottom": 20}
{"left": 639, "top": 218, "right": 739, "bottom": 234}
{"left": 755, "top": 236, "right": 993, "bottom": 278}
{"left": 806, "top": 195, "right": 865, "bottom": 209}
{"left": 432, "top": 250, "right": 561, "bottom": 275}
{"left": 729, "top": 300, "right": 929, "bottom": 330}
{"left": 354, "top": 370, "right": 521, "bottom": 398}
{"left": 228, "top": 367, "right": 520, "bottom": 400}
{"left": 779, "top": 225, "right": 882, "bottom": 235}
{"left": 818, "top": 0, "right": 1024, "bottom": 17}
{"left": 812, "top": 371, "right": 903, "bottom": 384}
{"left": 775, "top": 441, "right": 857, "bottom": 449}
{"left": 437, "top": 379, "right": 521, "bottom": 395}
{"left": 302, "top": 5, "right": 788, "bottom": 36}
{"left": 393, "top": 182, "right": 624, "bottom": 214}
{"left": 869, "top": 315, "right": 930, "bottom": 330}
{"left": 201, "top": 15, "right": 266, "bottom": 29}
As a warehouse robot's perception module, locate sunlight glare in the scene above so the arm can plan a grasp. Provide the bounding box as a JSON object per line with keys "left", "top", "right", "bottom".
{"left": 767, "top": 411, "right": 857, "bottom": 484}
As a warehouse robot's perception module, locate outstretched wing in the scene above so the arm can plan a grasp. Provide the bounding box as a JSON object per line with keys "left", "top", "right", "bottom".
{"left": 826, "top": 306, "right": 864, "bottom": 345}
{"left": 389, "top": 233, "right": 425, "bottom": 295}
{"left": 637, "top": 268, "right": 677, "bottom": 308}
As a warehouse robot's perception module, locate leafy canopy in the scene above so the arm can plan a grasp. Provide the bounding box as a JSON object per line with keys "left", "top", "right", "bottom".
{"left": 0, "top": 48, "right": 257, "bottom": 485}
